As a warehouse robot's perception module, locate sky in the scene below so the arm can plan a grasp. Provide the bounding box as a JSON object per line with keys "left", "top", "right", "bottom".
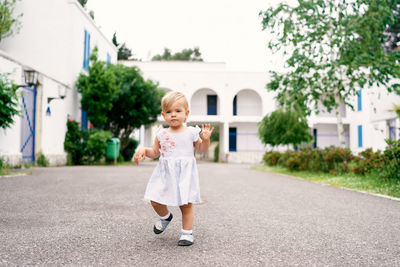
{"left": 85, "top": 0, "right": 279, "bottom": 72}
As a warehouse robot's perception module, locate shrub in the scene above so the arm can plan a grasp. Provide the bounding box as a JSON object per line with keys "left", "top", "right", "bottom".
{"left": 323, "top": 146, "right": 354, "bottom": 174}
{"left": 380, "top": 139, "right": 400, "bottom": 180}
{"left": 64, "top": 120, "right": 86, "bottom": 165}
{"left": 263, "top": 151, "right": 282, "bottom": 166}
{"left": 86, "top": 130, "right": 112, "bottom": 163}
{"left": 278, "top": 150, "right": 297, "bottom": 168}
{"left": 302, "top": 147, "right": 327, "bottom": 172}
{"left": 351, "top": 148, "right": 384, "bottom": 175}
{"left": 214, "top": 143, "right": 219, "bottom": 162}
{"left": 36, "top": 153, "right": 49, "bottom": 167}
{"left": 121, "top": 138, "right": 138, "bottom": 161}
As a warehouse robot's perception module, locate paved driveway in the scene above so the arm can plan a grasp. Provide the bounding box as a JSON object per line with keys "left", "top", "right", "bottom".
{"left": 0, "top": 162, "right": 399, "bottom": 266}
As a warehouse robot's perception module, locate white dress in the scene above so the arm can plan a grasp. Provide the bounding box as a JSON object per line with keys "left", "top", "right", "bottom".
{"left": 144, "top": 125, "right": 202, "bottom": 206}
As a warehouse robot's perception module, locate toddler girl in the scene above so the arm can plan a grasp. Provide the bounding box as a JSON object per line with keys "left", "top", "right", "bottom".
{"left": 134, "top": 91, "right": 213, "bottom": 246}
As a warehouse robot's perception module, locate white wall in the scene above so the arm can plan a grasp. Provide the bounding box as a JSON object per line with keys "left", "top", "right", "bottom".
{"left": 231, "top": 123, "right": 264, "bottom": 152}
{"left": 0, "top": 0, "right": 117, "bottom": 85}
{"left": 314, "top": 124, "right": 350, "bottom": 148}
{"left": 0, "top": 0, "right": 117, "bottom": 166}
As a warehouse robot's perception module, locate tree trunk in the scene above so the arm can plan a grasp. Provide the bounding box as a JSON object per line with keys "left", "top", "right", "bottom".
{"left": 334, "top": 89, "right": 346, "bottom": 148}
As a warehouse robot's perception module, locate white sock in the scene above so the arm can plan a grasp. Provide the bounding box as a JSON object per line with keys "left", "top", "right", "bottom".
{"left": 160, "top": 211, "right": 171, "bottom": 220}
{"left": 181, "top": 229, "right": 193, "bottom": 235}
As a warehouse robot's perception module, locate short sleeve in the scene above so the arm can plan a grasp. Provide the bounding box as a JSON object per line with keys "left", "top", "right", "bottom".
{"left": 191, "top": 125, "right": 201, "bottom": 142}
{"left": 155, "top": 125, "right": 164, "bottom": 142}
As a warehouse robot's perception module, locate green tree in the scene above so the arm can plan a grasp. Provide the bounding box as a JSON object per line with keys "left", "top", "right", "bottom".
{"left": 258, "top": 109, "right": 313, "bottom": 150}
{"left": 75, "top": 47, "right": 162, "bottom": 152}
{"left": 260, "top": 0, "right": 400, "bottom": 147}
{"left": 0, "top": 0, "right": 22, "bottom": 43}
{"left": 152, "top": 47, "right": 203, "bottom": 61}
{"left": 106, "top": 64, "right": 163, "bottom": 150}
{"left": 78, "top": 0, "right": 88, "bottom": 8}
{"left": 76, "top": 46, "right": 118, "bottom": 128}
{"left": 0, "top": 73, "right": 19, "bottom": 129}
{"left": 112, "top": 32, "right": 135, "bottom": 60}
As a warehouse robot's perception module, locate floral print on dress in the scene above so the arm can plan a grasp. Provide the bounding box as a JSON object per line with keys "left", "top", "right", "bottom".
{"left": 159, "top": 129, "right": 175, "bottom": 157}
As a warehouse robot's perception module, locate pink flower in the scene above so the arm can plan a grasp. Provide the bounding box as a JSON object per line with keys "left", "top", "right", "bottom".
{"left": 161, "top": 152, "right": 165, "bottom": 157}
{"left": 170, "top": 141, "right": 175, "bottom": 147}
{"left": 161, "top": 144, "right": 167, "bottom": 151}
{"left": 164, "top": 136, "right": 170, "bottom": 141}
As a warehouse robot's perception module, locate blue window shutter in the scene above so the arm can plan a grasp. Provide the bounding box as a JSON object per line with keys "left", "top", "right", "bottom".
{"left": 357, "top": 89, "right": 362, "bottom": 111}
{"left": 83, "top": 30, "right": 87, "bottom": 69}
{"left": 107, "top": 53, "right": 111, "bottom": 64}
{"left": 81, "top": 110, "right": 88, "bottom": 129}
{"left": 86, "top": 33, "right": 91, "bottom": 68}
{"left": 207, "top": 95, "right": 217, "bottom": 115}
{"left": 233, "top": 95, "right": 237, "bottom": 116}
{"left": 358, "top": 125, "right": 363, "bottom": 147}
{"left": 229, "top": 128, "right": 237, "bottom": 151}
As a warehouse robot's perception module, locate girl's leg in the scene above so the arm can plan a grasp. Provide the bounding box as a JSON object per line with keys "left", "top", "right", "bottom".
{"left": 151, "top": 201, "right": 172, "bottom": 234}
{"left": 179, "top": 203, "right": 194, "bottom": 230}
{"left": 150, "top": 200, "right": 169, "bottom": 217}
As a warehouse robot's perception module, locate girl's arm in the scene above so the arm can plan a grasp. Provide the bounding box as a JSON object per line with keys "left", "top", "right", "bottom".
{"left": 134, "top": 137, "right": 160, "bottom": 164}
{"left": 194, "top": 124, "right": 214, "bottom": 153}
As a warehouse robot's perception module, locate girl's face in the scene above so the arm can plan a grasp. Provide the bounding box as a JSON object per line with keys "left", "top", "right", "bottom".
{"left": 161, "top": 100, "right": 189, "bottom": 129}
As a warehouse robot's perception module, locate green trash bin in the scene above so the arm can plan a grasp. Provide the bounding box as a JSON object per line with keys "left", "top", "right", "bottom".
{"left": 106, "top": 137, "right": 120, "bottom": 162}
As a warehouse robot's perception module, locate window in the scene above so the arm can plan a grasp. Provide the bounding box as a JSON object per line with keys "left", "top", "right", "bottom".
{"left": 357, "top": 89, "right": 362, "bottom": 111}
{"left": 83, "top": 29, "right": 91, "bottom": 70}
{"left": 233, "top": 95, "right": 237, "bottom": 116}
{"left": 358, "top": 125, "right": 363, "bottom": 147}
{"left": 207, "top": 95, "right": 217, "bottom": 115}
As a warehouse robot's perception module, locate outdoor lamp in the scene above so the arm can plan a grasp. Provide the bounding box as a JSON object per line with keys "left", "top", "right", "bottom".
{"left": 47, "top": 85, "right": 67, "bottom": 104}
{"left": 23, "top": 69, "right": 38, "bottom": 87}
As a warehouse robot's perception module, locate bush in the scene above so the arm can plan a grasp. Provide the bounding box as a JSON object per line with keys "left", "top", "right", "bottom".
{"left": 214, "top": 143, "right": 219, "bottom": 162}
{"left": 36, "top": 153, "right": 49, "bottom": 167}
{"left": 380, "top": 139, "right": 400, "bottom": 180}
{"left": 323, "top": 146, "right": 354, "bottom": 174}
{"left": 64, "top": 120, "right": 112, "bottom": 165}
{"left": 64, "top": 120, "right": 86, "bottom": 165}
{"left": 121, "top": 138, "right": 138, "bottom": 161}
{"left": 263, "top": 151, "right": 282, "bottom": 166}
{"left": 351, "top": 148, "right": 384, "bottom": 175}
{"left": 86, "top": 130, "right": 112, "bottom": 163}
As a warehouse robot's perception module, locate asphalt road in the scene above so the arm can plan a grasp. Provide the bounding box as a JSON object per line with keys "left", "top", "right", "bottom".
{"left": 0, "top": 162, "right": 399, "bottom": 266}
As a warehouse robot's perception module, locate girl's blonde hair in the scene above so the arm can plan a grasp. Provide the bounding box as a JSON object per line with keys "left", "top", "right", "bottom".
{"left": 161, "top": 91, "right": 189, "bottom": 112}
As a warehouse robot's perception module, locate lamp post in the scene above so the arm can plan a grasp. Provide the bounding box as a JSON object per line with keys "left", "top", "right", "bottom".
{"left": 23, "top": 69, "right": 38, "bottom": 87}
{"left": 47, "top": 85, "right": 67, "bottom": 104}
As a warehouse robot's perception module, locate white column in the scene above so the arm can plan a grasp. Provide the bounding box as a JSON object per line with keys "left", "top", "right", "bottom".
{"left": 219, "top": 121, "right": 229, "bottom": 162}
{"left": 139, "top": 125, "right": 145, "bottom": 147}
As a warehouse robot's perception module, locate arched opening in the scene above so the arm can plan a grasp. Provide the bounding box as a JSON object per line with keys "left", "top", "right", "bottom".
{"left": 190, "top": 88, "right": 220, "bottom": 116}
{"left": 233, "top": 89, "right": 262, "bottom": 116}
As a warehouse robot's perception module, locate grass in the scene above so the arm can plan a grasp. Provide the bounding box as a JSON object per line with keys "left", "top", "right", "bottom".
{"left": 253, "top": 165, "right": 400, "bottom": 199}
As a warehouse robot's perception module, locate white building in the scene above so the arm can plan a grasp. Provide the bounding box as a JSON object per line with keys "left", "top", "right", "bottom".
{"left": 0, "top": 1, "right": 398, "bottom": 166}
{"left": 124, "top": 61, "right": 400, "bottom": 163}
{"left": 0, "top": 0, "right": 117, "bottom": 166}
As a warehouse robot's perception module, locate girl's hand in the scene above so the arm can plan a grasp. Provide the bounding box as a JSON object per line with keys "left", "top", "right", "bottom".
{"left": 200, "top": 124, "right": 214, "bottom": 141}
{"left": 133, "top": 148, "right": 146, "bottom": 164}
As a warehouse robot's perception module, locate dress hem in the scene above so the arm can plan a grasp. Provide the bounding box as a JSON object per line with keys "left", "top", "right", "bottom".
{"left": 143, "top": 197, "right": 202, "bottom": 207}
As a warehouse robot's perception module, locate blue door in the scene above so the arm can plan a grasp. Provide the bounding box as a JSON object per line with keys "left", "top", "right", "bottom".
{"left": 20, "top": 85, "right": 37, "bottom": 163}
{"left": 229, "top": 127, "right": 237, "bottom": 152}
